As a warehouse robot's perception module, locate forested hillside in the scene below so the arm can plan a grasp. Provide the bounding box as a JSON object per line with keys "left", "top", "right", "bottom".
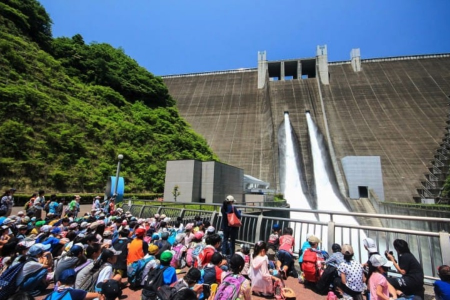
{"left": 0, "top": 0, "right": 217, "bottom": 193}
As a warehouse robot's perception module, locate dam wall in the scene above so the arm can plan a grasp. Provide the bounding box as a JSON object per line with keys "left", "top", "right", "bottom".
{"left": 322, "top": 57, "right": 450, "bottom": 203}
{"left": 163, "top": 71, "right": 278, "bottom": 188}
{"left": 164, "top": 54, "right": 450, "bottom": 206}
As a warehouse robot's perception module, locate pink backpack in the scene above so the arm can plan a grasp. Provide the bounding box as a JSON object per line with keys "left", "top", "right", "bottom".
{"left": 170, "top": 243, "right": 185, "bottom": 269}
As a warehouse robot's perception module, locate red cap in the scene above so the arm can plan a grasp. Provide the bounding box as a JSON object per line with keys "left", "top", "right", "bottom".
{"left": 135, "top": 228, "right": 146, "bottom": 237}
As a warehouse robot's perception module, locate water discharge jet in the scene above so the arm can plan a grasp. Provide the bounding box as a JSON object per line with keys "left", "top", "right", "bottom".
{"left": 306, "top": 112, "right": 367, "bottom": 256}
{"left": 279, "top": 112, "right": 317, "bottom": 250}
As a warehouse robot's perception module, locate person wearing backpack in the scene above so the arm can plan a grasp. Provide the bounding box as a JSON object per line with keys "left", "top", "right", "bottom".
{"left": 112, "top": 228, "right": 130, "bottom": 277}
{"left": 141, "top": 250, "right": 177, "bottom": 300}
{"left": 198, "top": 233, "right": 221, "bottom": 269}
{"left": 15, "top": 243, "right": 52, "bottom": 296}
{"left": 203, "top": 252, "right": 224, "bottom": 285}
{"left": 220, "top": 195, "right": 241, "bottom": 257}
{"left": 127, "top": 227, "right": 148, "bottom": 266}
{"left": 159, "top": 267, "right": 203, "bottom": 300}
{"left": 170, "top": 233, "right": 187, "bottom": 269}
{"left": 216, "top": 254, "right": 251, "bottom": 300}
{"left": 45, "top": 268, "right": 100, "bottom": 300}
{"left": 302, "top": 235, "right": 324, "bottom": 284}
{"left": 154, "top": 231, "right": 171, "bottom": 259}
{"left": 53, "top": 244, "right": 85, "bottom": 282}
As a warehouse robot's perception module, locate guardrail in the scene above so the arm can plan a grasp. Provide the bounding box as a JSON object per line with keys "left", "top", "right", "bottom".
{"left": 119, "top": 200, "right": 450, "bottom": 280}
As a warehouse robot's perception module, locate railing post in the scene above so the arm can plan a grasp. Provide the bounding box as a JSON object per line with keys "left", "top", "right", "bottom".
{"left": 139, "top": 206, "right": 146, "bottom": 218}
{"left": 209, "top": 211, "right": 218, "bottom": 226}
{"left": 157, "top": 206, "right": 163, "bottom": 214}
{"left": 327, "top": 221, "right": 335, "bottom": 254}
{"left": 439, "top": 231, "right": 450, "bottom": 265}
{"left": 179, "top": 208, "right": 186, "bottom": 220}
{"left": 254, "top": 214, "right": 264, "bottom": 244}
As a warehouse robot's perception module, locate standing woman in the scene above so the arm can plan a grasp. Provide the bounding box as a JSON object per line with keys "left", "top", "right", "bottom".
{"left": 221, "top": 195, "right": 241, "bottom": 256}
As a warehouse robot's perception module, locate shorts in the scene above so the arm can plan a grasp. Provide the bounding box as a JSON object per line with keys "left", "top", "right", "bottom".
{"left": 277, "top": 250, "right": 293, "bottom": 268}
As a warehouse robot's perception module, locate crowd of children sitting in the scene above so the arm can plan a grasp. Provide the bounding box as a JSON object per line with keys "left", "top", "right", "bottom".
{"left": 0, "top": 192, "right": 449, "bottom": 300}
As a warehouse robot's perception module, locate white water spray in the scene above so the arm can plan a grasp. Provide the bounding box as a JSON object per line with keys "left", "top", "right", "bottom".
{"left": 282, "top": 113, "right": 317, "bottom": 250}
{"left": 306, "top": 113, "right": 366, "bottom": 256}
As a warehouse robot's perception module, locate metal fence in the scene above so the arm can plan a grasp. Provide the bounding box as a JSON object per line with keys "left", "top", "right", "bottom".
{"left": 119, "top": 200, "right": 450, "bottom": 280}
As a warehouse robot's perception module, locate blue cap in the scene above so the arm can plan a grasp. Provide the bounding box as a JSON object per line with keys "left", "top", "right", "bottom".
{"left": 59, "top": 269, "right": 76, "bottom": 284}
{"left": 273, "top": 224, "right": 280, "bottom": 230}
{"left": 70, "top": 245, "right": 83, "bottom": 256}
{"left": 28, "top": 243, "right": 51, "bottom": 256}
{"left": 152, "top": 233, "right": 160, "bottom": 240}
{"left": 51, "top": 227, "right": 61, "bottom": 235}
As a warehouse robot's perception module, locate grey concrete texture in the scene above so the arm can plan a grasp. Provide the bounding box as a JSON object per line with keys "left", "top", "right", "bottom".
{"left": 164, "top": 56, "right": 450, "bottom": 204}
{"left": 342, "top": 156, "right": 385, "bottom": 200}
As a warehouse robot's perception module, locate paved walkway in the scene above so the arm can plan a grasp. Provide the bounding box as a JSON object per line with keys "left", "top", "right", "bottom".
{"left": 35, "top": 271, "right": 327, "bottom": 300}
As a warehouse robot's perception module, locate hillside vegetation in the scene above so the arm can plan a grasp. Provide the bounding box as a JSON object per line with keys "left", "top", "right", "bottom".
{"left": 0, "top": 0, "right": 217, "bottom": 193}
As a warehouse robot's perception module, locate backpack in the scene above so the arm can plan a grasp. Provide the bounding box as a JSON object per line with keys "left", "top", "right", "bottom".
{"left": 213, "top": 273, "right": 245, "bottom": 300}
{"left": 44, "top": 289, "right": 71, "bottom": 300}
{"left": 128, "top": 256, "right": 155, "bottom": 289}
{"left": 77, "top": 263, "right": 107, "bottom": 292}
{"left": 192, "top": 243, "right": 205, "bottom": 258}
{"left": 0, "top": 261, "right": 26, "bottom": 299}
{"left": 142, "top": 266, "right": 169, "bottom": 299}
{"left": 170, "top": 244, "right": 185, "bottom": 269}
{"left": 302, "top": 248, "right": 324, "bottom": 283}
{"left": 167, "top": 230, "right": 177, "bottom": 246}
{"left": 155, "top": 281, "right": 187, "bottom": 300}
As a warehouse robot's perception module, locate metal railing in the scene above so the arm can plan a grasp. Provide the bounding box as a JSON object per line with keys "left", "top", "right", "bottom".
{"left": 119, "top": 200, "right": 450, "bottom": 280}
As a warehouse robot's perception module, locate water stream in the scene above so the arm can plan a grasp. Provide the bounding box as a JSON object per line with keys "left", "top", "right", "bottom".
{"left": 306, "top": 112, "right": 367, "bottom": 257}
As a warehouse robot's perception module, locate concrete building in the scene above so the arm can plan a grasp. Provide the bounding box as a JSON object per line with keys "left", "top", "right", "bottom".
{"left": 163, "top": 160, "right": 243, "bottom": 204}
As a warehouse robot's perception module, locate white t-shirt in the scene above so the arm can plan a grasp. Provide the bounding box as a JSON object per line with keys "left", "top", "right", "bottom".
{"left": 338, "top": 260, "right": 365, "bottom": 292}
{"left": 96, "top": 263, "right": 113, "bottom": 284}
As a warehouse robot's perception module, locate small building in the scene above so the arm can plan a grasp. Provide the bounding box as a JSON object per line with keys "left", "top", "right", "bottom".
{"left": 163, "top": 160, "right": 244, "bottom": 204}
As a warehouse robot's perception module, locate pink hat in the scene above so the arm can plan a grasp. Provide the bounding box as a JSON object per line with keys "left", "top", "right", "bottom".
{"left": 194, "top": 231, "right": 204, "bottom": 240}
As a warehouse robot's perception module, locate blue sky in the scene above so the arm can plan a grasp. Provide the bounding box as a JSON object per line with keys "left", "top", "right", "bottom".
{"left": 40, "top": 0, "right": 450, "bottom": 76}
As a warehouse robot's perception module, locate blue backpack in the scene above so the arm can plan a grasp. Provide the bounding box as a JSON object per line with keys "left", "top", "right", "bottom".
{"left": 128, "top": 256, "right": 154, "bottom": 289}
{"left": 0, "top": 261, "right": 26, "bottom": 299}
{"left": 167, "top": 230, "right": 177, "bottom": 246}
{"left": 44, "top": 289, "right": 71, "bottom": 300}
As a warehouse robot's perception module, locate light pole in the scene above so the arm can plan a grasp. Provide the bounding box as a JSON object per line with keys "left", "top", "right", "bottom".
{"left": 114, "top": 154, "right": 123, "bottom": 198}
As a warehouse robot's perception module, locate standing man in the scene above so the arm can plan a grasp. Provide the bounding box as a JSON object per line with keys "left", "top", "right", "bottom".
{"left": 69, "top": 195, "right": 81, "bottom": 218}
{"left": 93, "top": 196, "right": 102, "bottom": 210}
{"left": 33, "top": 190, "right": 45, "bottom": 219}
{"left": 7, "top": 188, "right": 16, "bottom": 216}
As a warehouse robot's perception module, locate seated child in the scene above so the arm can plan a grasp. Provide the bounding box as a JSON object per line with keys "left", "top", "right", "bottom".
{"left": 276, "top": 227, "right": 297, "bottom": 279}
{"left": 434, "top": 265, "right": 450, "bottom": 300}
{"left": 198, "top": 233, "right": 221, "bottom": 268}
{"left": 267, "top": 224, "right": 280, "bottom": 266}
{"left": 236, "top": 244, "right": 250, "bottom": 279}
{"left": 249, "top": 241, "right": 281, "bottom": 297}
{"left": 203, "top": 252, "right": 224, "bottom": 285}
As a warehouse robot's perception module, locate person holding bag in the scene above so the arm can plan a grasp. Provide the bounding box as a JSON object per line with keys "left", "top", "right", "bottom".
{"left": 221, "top": 195, "right": 241, "bottom": 257}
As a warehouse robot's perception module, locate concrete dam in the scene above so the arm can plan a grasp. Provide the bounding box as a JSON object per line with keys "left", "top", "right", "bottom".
{"left": 163, "top": 46, "right": 450, "bottom": 208}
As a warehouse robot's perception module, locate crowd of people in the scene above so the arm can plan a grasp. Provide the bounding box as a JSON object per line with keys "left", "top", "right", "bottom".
{"left": 0, "top": 190, "right": 449, "bottom": 300}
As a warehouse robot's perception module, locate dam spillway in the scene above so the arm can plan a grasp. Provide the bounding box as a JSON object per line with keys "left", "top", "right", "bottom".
{"left": 163, "top": 53, "right": 450, "bottom": 205}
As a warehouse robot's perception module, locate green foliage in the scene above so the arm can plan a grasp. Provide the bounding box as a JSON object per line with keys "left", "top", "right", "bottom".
{"left": 441, "top": 176, "right": 450, "bottom": 198}
{"left": 51, "top": 36, "right": 175, "bottom": 107}
{"left": 0, "top": 0, "right": 218, "bottom": 193}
